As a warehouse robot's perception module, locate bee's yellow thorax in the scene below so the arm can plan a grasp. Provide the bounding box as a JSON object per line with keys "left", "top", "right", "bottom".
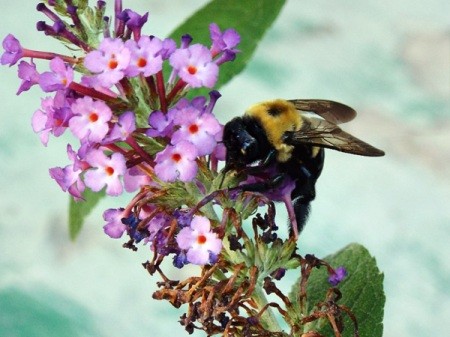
{"left": 245, "top": 99, "right": 302, "bottom": 162}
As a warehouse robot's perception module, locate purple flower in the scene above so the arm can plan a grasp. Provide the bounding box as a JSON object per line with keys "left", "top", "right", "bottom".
{"left": 328, "top": 266, "right": 348, "bottom": 286}
{"left": 169, "top": 44, "right": 218, "bottom": 88}
{"left": 209, "top": 23, "right": 240, "bottom": 57}
{"left": 171, "top": 104, "right": 222, "bottom": 156}
{"left": 154, "top": 141, "right": 198, "bottom": 182}
{"left": 123, "top": 166, "right": 151, "bottom": 193}
{"left": 49, "top": 145, "right": 86, "bottom": 201}
{"left": 103, "top": 208, "right": 127, "bottom": 238}
{"left": 159, "top": 38, "right": 176, "bottom": 60}
{"left": 176, "top": 215, "right": 222, "bottom": 265}
{"left": 39, "top": 57, "right": 73, "bottom": 92}
{"left": 104, "top": 110, "right": 136, "bottom": 142}
{"left": 124, "top": 36, "right": 163, "bottom": 77}
{"left": 84, "top": 150, "right": 126, "bottom": 196}
{"left": 1, "top": 34, "right": 23, "bottom": 66}
{"left": 146, "top": 213, "right": 169, "bottom": 241}
{"left": 147, "top": 109, "right": 175, "bottom": 137}
{"left": 17, "top": 60, "right": 39, "bottom": 94}
{"left": 83, "top": 37, "right": 131, "bottom": 87}
{"left": 69, "top": 97, "right": 112, "bottom": 143}
{"left": 32, "top": 93, "right": 72, "bottom": 145}
{"left": 121, "top": 9, "right": 149, "bottom": 38}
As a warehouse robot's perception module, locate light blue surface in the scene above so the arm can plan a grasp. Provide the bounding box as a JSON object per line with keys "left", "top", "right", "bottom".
{"left": 0, "top": 1, "right": 449, "bottom": 336}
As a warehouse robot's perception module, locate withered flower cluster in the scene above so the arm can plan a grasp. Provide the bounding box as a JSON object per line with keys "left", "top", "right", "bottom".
{"left": 138, "top": 193, "right": 358, "bottom": 337}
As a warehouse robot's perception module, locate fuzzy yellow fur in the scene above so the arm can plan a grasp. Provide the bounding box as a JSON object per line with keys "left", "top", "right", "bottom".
{"left": 245, "top": 99, "right": 303, "bottom": 162}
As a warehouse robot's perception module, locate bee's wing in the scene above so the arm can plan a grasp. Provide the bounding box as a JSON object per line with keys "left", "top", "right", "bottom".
{"left": 284, "top": 113, "right": 385, "bottom": 156}
{"left": 288, "top": 99, "right": 357, "bottom": 124}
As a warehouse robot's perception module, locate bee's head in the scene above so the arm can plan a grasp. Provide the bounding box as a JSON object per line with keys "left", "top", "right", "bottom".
{"left": 223, "top": 117, "right": 259, "bottom": 170}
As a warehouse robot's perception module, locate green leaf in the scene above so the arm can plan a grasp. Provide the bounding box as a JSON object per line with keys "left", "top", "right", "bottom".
{"left": 296, "top": 243, "right": 385, "bottom": 337}
{"left": 169, "top": 0, "right": 287, "bottom": 97}
{"left": 68, "top": 189, "right": 105, "bottom": 240}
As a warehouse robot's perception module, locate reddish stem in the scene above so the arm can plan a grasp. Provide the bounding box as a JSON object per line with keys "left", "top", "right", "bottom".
{"left": 155, "top": 71, "right": 167, "bottom": 113}
{"left": 166, "top": 79, "right": 187, "bottom": 105}
{"left": 22, "top": 48, "right": 80, "bottom": 64}
{"left": 126, "top": 135, "right": 154, "bottom": 165}
{"left": 68, "top": 82, "right": 119, "bottom": 103}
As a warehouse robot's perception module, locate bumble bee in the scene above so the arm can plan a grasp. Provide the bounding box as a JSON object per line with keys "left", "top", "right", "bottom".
{"left": 222, "top": 99, "right": 384, "bottom": 239}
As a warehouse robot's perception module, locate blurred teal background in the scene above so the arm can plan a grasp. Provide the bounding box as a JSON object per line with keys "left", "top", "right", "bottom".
{"left": 0, "top": 1, "right": 449, "bottom": 336}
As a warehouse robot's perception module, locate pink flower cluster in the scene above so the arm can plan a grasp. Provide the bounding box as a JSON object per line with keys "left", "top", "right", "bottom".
{"left": 1, "top": 1, "right": 240, "bottom": 267}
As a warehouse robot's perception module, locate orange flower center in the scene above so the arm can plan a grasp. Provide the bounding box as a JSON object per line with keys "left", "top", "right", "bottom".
{"left": 105, "top": 166, "right": 114, "bottom": 176}
{"left": 89, "top": 112, "right": 99, "bottom": 122}
{"left": 188, "top": 124, "right": 199, "bottom": 134}
{"left": 187, "top": 65, "right": 197, "bottom": 75}
{"left": 171, "top": 153, "right": 182, "bottom": 162}
{"left": 137, "top": 57, "right": 147, "bottom": 68}
{"left": 108, "top": 59, "right": 118, "bottom": 70}
{"left": 197, "top": 234, "right": 207, "bottom": 244}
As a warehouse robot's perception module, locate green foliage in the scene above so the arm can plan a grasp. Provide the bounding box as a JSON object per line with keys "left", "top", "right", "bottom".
{"left": 302, "top": 243, "right": 385, "bottom": 337}
{"left": 69, "top": 189, "right": 105, "bottom": 240}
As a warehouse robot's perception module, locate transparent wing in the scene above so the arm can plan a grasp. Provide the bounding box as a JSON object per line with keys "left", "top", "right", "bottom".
{"left": 284, "top": 114, "right": 385, "bottom": 157}
{"left": 287, "top": 99, "right": 357, "bottom": 124}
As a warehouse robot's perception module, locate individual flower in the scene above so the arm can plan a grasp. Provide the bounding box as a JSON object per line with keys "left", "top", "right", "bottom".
{"left": 84, "top": 150, "right": 126, "bottom": 196}
{"left": 1, "top": 34, "right": 23, "bottom": 66}
{"left": 146, "top": 213, "right": 170, "bottom": 242}
{"left": 104, "top": 110, "right": 136, "bottom": 142}
{"left": 147, "top": 109, "right": 175, "bottom": 137}
{"left": 17, "top": 60, "right": 39, "bottom": 94}
{"left": 154, "top": 141, "right": 198, "bottom": 182}
{"left": 49, "top": 144, "right": 86, "bottom": 201}
{"left": 69, "top": 96, "right": 112, "bottom": 143}
{"left": 32, "top": 93, "right": 73, "bottom": 145}
{"left": 39, "top": 57, "right": 73, "bottom": 92}
{"left": 171, "top": 104, "right": 222, "bottom": 156}
{"left": 169, "top": 44, "right": 218, "bottom": 88}
{"left": 124, "top": 35, "right": 163, "bottom": 77}
{"left": 159, "top": 38, "right": 177, "bottom": 60}
{"left": 83, "top": 37, "right": 131, "bottom": 88}
{"left": 209, "top": 23, "right": 240, "bottom": 57}
{"left": 122, "top": 214, "right": 145, "bottom": 243}
{"left": 118, "top": 9, "right": 149, "bottom": 39}
{"left": 123, "top": 166, "right": 151, "bottom": 193}
{"left": 103, "top": 208, "right": 127, "bottom": 238}
{"left": 176, "top": 215, "right": 222, "bottom": 265}
{"left": 328, "top": 266, "right": 348, "bottom": 286}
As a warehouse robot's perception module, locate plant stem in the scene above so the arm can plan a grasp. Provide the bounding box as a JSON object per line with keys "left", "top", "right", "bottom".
{"left": 253, "top": 286, "right": 282, "bottom": 332}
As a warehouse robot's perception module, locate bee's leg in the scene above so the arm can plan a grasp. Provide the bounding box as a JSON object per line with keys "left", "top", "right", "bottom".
{"left": 194, "top": 173, "right": 285, "bottom": 215}
{"left": 231, "top": 173, "right": 285, "bottom": 193}
{"left": 242, "top": 149, "right": 278, "bottom": 175}
{"left": 280, "top": 193, "right": 300, "bottom": 239}
{"left": 291, "top": 166, "right": 317, "bottom": 237}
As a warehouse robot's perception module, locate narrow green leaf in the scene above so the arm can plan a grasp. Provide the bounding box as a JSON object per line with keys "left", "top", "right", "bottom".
{"left": 169, "top": 0, "right": 287, "bottom": 97}
{"left": 68, "top": 189, "right": 105, "bottom": 240}
{"left": 300, "top": 243, "right": 385, "bottom": 337}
